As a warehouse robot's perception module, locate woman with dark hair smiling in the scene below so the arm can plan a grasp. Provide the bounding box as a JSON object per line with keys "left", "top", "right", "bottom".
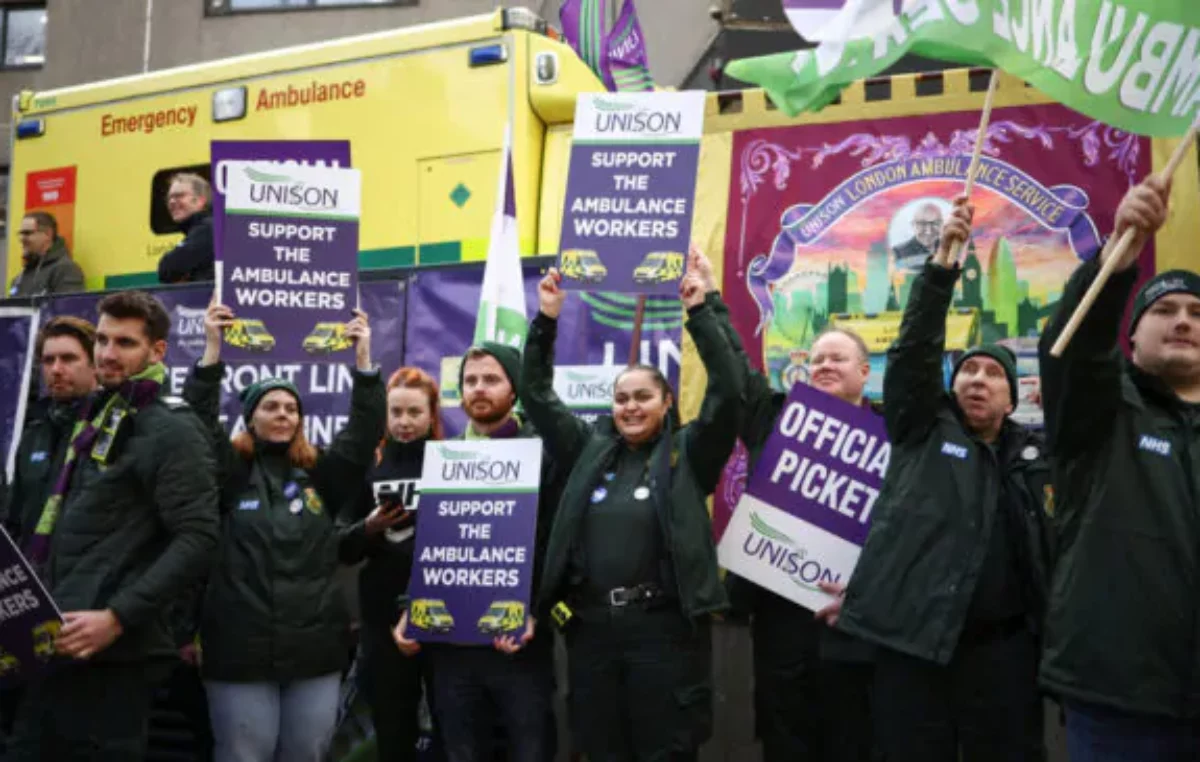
{"left": 519, "top": 254, "right": 741, "bottom": 761}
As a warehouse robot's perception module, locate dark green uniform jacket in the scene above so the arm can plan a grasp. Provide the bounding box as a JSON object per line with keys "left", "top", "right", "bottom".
{"left": 8, "top": 239, "right": 84, "bottom": 297}
{"left": 1039, "top": 259, "right": 1200, "bottom": 719}
{"left": 838, "top": 261, "right": 1052, "bottom": 665}
{"left": 3, "top": 400, "right": 79, "bottom": 546}
{"left": 185, "top": 362, "right": 385, "bottom": 682}
{"left": 47, "top": 390, "right": 220, "bottom": 663}
{"left": 525, "top": 302, "right": 741, "bottom": 619}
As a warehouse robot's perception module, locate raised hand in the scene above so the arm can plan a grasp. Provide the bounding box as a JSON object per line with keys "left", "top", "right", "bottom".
{"left": 345, "top": 309, "right": 372, "bottom": 370}
{"left": 935, "top": 195, "right": 974, "bottom": 268}
{"left": 688, "top": 244, "right": 718, "bottom": 294}
{"left": 679, "top": 271, "right": 706, "bottom": 310}
{"left": 539, "top": 268, "right": 566, "bottom": 320}
{"left": 202, "top": 298, "right": 234, "bottom": 367}
{"left": 1108, "top": 174, "right": 1171, "bottom": 272}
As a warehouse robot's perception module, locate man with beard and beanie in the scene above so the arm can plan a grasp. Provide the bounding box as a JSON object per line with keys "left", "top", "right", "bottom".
{"left": 0, "top": 317, "right": 97, "bottom": 749}
{"left": 836, "top": 196, "right": 1053, "bottom": 762}
{"left": 393, "top": 341, "right": 564, "bottom": 762}
{"left": 7, "top": 291, "right": 220, "bottom": 761}
{"left": 1039, "top": 175, "right": 1200, "bottom": 759}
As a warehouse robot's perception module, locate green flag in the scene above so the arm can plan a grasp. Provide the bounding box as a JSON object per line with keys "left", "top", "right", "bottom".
{"left": 728, "top": 1, "right": 1200, "bottom": 138}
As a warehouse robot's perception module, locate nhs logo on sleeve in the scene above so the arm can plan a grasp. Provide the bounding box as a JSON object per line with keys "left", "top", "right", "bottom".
{"left": 29, "top": 451, "right": 47, "bottom": 463}
{"left": 940, "top": 442, "right": 969, "bottom": 460}
{"left": 1138, "top": 435, "right": 1172, "bottom": 457}
{"left": 238, "top": 499, "right": 260, "bottom": 511}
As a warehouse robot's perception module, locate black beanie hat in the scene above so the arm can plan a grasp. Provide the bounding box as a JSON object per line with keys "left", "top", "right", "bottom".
{"left": 951, "top": 344, "right": 1019, "bottom": 408}
{"left": 240, "top": 377, "right": 303, "bottom": 424}
{"left": 459, "top": 341, "right": 522, "bottom": 393}
{"left": 1128, "top": 269, "right": 1200, "bottom": 337}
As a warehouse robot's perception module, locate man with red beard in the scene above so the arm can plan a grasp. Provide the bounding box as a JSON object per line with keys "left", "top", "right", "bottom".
{"left": 396, "top": 342, "right": 564, "bottom": 762}
{"left": 834, "top": 198, "right": 1053, "bottom": 762}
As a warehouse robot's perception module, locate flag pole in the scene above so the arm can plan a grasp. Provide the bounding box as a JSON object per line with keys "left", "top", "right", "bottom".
{"left": 1049, "top": 124, "right": 1198, "bottom": 358}
{"left": 628, "top": 294, "right": 647, "bottom": 366}
{"left": 946, "top": 69, "right": 1000, "bottom": 265}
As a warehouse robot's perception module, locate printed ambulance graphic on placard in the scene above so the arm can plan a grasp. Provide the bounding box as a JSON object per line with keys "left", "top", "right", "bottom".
{"left": 409, "top": 599, "right": 455, "bottom": 634}
{"left": 224, "top": 318, "right": 276, "bottom": 352}
{"left": 477, "top": 601, "right": 525, "bottom": 635}
{"left": 559, "top": 249, "right": 608, "bottom": 284}
{"left": 303, "top": 322, "right": 352, "bottom": 354}
{"left": 632, "top": 251, "right": 684, "bottom": 285}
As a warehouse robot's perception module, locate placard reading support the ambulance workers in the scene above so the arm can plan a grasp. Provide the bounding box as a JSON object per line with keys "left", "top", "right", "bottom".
{"left": 557, "top": 91, "right": 704, "bottom": 295}
{"left": 0, "top": 527, "right": 63, "bottom": 683}
{"left": 718, "top": 384, "right": 891, "bottom": 613}
{"left": 218, "top": 161, "right": 361, "bottom": 364}
{"left": 404, "top": 439, "right": 542, "bottom": 646}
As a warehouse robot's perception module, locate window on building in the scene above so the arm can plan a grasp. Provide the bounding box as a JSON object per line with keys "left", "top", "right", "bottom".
{"left": 206, "top": 0, "right": 414, "bottom": 14}
{"left": 2, "top": 6, "right": 46, "bottom": 68}
{"left": 151, "top": 165, "right": 211, "bottom": 235}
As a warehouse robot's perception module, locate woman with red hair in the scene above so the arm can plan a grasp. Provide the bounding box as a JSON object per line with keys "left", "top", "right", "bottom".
{"left": 339, "top": 366, "right": 443, "bottom": 762}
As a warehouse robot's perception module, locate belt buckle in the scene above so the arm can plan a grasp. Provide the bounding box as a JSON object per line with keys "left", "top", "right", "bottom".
{"left": 608, "top": 587, "right": 629, "bottom": 607}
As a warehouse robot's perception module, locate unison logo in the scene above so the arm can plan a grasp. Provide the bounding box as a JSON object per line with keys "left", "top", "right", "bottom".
{"left": 742, "top": 512, "right": 839, "bottom": 593}
{"left": 593, "top": 97, "right": 682, "bottom": 136}
{"left": 563, "top": 369, "right": 613, "bottom": 403}
{"left": 245, "top": 167, "right": 339, "bottom": 211}
{"left": 438, "top": 445, "right": 521, "bottom": 485}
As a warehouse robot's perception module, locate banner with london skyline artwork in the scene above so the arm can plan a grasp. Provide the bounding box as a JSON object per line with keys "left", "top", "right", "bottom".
{"left": 713, "top": 102, "right": 1152, "bottom": 539}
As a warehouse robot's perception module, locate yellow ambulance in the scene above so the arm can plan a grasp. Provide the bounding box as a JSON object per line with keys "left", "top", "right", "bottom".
{"left": 6, "top": 8, "right": 603, "bottom": 290}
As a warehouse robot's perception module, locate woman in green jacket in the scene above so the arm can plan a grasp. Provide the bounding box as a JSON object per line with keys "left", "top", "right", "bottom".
{"left": 183, "top": 301, "right": 385, "bottom": 762}
{"left": 521, "top": 262, "right": 741, "bottom": 761}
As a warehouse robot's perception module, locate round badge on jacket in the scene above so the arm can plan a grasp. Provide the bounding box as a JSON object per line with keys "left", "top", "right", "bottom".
{"left": 1021, "top": 446, "right": 1039, "bottom": 461}
{"left": 633, "top": 486, "right": 651, "bottom": 501}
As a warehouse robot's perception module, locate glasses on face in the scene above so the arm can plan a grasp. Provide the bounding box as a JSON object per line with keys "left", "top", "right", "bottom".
{"left": 18, "top": 229, "right": 41, "bottom": 237}
{"left": 166, "top": 191, "right": 194, "bottom": 203}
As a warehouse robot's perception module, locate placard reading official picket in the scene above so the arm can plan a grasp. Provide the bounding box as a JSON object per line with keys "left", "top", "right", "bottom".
{"left": 404, "top": 439, "right": 542, "bottom": 646}
{"left": 0, "top": 527, "right": 63, "bottom": 683}
{"left": 718, "top": 384, "right": 890, "bottom": 613}
{"left": 557, "top": 91, "right": 704, "bottom": 295}
{"left": 218, "top": 161, "right": 361, "bottom": 364}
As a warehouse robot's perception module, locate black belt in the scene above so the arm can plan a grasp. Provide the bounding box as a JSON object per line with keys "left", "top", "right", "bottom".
{"left": 576, "top": 582, "right": 668, "bottom": 609}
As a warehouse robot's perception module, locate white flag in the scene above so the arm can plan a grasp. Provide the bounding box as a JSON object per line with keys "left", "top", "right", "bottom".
{"left": 474, "top": 126, "right": 527, "bottom": 349}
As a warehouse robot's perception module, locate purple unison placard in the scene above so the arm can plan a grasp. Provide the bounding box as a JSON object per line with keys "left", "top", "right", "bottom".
{"left": 404, "top": 439, "right": 542, "bottom": 646}
{"left": 0, "top": 527, "right": 62, "bottom": 683}
{"left": 210, "top": 140, "right": 351, "bottom": 266}
{"left": 558, "top": 91, "right": 705, "bottom": 295}
{"left": 219, "top": 162, "right": 362, "bottom": 364}
{"left": 718, "top": 383, "right": 891, "bottom": 612}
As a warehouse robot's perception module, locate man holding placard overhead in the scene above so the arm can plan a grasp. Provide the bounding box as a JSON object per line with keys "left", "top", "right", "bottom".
{"left": 1039, "top": 176, "right": 1200, "bottom": 759}
{"left": 835, "top": 198, "right": 1053, "bottom": 762}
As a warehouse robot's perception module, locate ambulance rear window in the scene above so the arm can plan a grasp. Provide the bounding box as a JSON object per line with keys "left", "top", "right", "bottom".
{"left": 151, "top": 164, "right": 211, "bottom": 235}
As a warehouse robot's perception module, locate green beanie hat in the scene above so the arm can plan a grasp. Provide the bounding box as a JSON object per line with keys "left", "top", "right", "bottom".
{"left": 240, "top": 377, "right": 303, "bottom": 424}
{"left": 1128, "top": 269, "right": 1200, "bottom": 337}
{"left": 952, "top": 344, "right": 1019, "bottom": 408}
{"left": 459, "top": 342, "right": 522, "bottom": 393}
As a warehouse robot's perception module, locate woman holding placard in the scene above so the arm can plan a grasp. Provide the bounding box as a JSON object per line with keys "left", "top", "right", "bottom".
{"left": 183, "top": 300, "right": 385, "bottom": 762}
{"left": 520, "top": 258, "right": 740, "bottom": 761}
{"left": 339, "top": 366, "right": 443, "bottom": 762}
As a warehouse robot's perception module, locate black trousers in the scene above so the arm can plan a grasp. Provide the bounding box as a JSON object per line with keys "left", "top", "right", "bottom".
{"left": 358, "top": 620, "right": 426, "bottom": 762}
{"left": 7, "top": 660, "right": 163, "bottom": 761}
{"left": 752, "top": 593, "right": 875, "bottom": 762}
{"left": 873, "top": 627, "right": 1043, "bottom": 762}
{"left": 566, "top": 605, "right": 711, "bottom": 762}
